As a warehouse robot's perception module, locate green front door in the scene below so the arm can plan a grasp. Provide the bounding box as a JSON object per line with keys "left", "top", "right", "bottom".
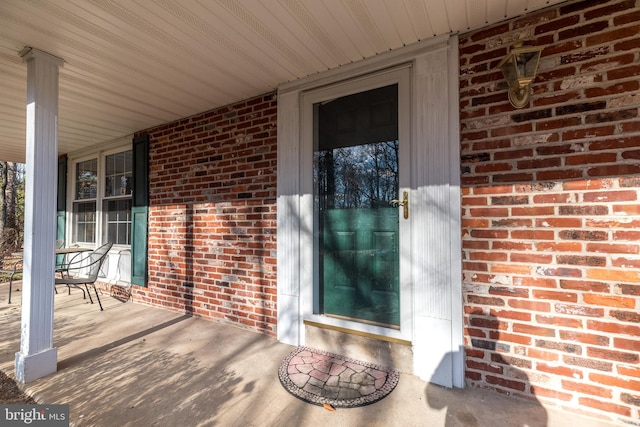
{"left": 314, "top": 84, "right": 401, "bottom": 328}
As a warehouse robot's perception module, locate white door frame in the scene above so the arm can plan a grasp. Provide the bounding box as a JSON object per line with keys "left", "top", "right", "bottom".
{"left": 277, "top": 34, "right": 463, "bottom": 388}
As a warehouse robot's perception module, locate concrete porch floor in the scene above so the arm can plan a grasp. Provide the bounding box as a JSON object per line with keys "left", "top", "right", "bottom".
{"left": 0, "top": 281, "right": 619, "bottom": 427}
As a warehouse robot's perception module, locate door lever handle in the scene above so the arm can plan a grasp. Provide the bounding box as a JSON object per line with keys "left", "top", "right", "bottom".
{"left": 389, "top": 191, "right": 409, "bottom": 219}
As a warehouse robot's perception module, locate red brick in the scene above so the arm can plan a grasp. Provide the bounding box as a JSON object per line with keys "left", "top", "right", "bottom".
{"left": 510, "top": 253, "right": 553, "bottom": 264}
{"left": 530, "top": 386, "right": 573, "bottom": 401}
{"left": 556, "top": 255, "right": 606, "bottom": 267}
{"left": 560, "top": 228, "right": 610, "bottom": 242}
{"left": 532, "top": 193, "right": 573, "bottom": 204}
{"left": 469, "top": 207, "right": 510, "bottom": 217}
{"left": 486, "top": 375, "right": 526, "bottom": 392}
{"left": 534, "top": 290, "right": 579, "bottom": 303}
{"left": 491, "top": 264, "right": 533, "bottom": 275}
{"left": 508, "top": 300, "right": 551, "bottom": 312}
{"left": 579, "top": 397, "right": 631, "bottom": 417}
{"left": 469, "top": 251, "right": 508, "bottom": 262}
{"left": 614, "top": 337, "right": 640, "bottom": 352}
{"left": 562, "top": 380, "right": 612, "bottom": 398}
{"left": 512, "top": 323, "right": 556, "bottom": 337}
{"left": 615, "top": 283, "right": 640, "bottom": 295}
{"left": 563, "top": 128, "right": 616, "bottom": 142}
{"left": 559, "top": 330, "right": 609, "bottom": 346}
{"left": 534, "top": 217, "right": 582, "bottom": 228}
{"left": 586, "top": 242, "right": 639, "bottom": 254}
{"left": 536, "top": 363, "right": 583, "bottom": 379}
{"left": 511, "top": 206, "right": 555, "bottom": 216}
{"left": 466, "top": 327, "right": 486, "bottom": 338}
{"left": 469, "top": 316, "right": 503, "bottom": 329}
{"left": 560, "top": 280, "right": 610, "bottom": 293}
{"left": 511, "top": 230, "right": 554, "bottom": 240}
{"left": 621, "top": 392, "right": 640, "bottom": 407}
{"left": 618, "top": 366, "right": 640, "bottom": 379}
{"left": 528, "top": 348, "right": 559, "bottom": 361}
{"left": 517, "top": 277, "right": 559, "bottom": 289}
{"left": 535, "top": 315, "right": 582, "bottom": 329}
{"left": 472, "top": 185, "right": 514, "bottom": 195}
{"left": 490, "top": 309, "right": 531, "bottom": 321}
{"left": 537, "top": 267, "right": 582, "bottom": 279}
{"left": 492, "top": 240, "right": 533, "bottom": 251}
{"left": 463, "top": 240, "right": 490, "bottom": 250}
{"left": 467, "top": 295, "right": 506, "bottom": 306}
{"left": 488, "top": 287, "right": 529, "bottom": 298}
{"left": 466, "top": 359, "right": 503, "bottom": 374}
{"left": 536, "top": 339, "right": 582, "bottom": 354}
{"left": 588, "top": 347, "right": 639, "bottom": 364}
{"left": 462, "top": 196, "right": 489, "bottom": 206}
{"left": 583, "top": 293, "right": 636, "bottom": 308}
{"left": 462, "top": 218, "right": 490, "bottom": 228}
{"left": 587, "top": 320, "right": 640, "bottom": 336}
{"left": 563, "top": 356, "right": 612, "bottom": 372}
{"left": 491, "top": 353, "right": 532, "bottom": 369}
{"left": 587, "top": 163, "right": 640, "bottom": 177}
{"left": 613, "top": 230, "right": 640, "bottom": 242}
{"left": 587, "top": 268, "right": 640, "bottom": 283}
{"left": 536, "top": 242, "right": 583, "bottom": 253}
{"left": 584, "top": 190, "right": 637, "bottom": 202}
{"left": 465, "top": 371, "right": 482, "bottom": 381}
{"left": 491, "top": 172, "right": 535, "bottom": 184}
{"left": 555, "top": 304, "right": 604, "bottom": 317}
{"left": 585, "top": 81, "right": 640, "bottom": 98}
{"left": 469, "top": 229, "right": 509, "bottom": 239}
{"left": 462, "top": 261, "right": 489, "bottom": 271}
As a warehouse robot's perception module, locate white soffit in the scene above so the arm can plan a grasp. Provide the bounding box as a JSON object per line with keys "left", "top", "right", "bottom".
{"left": 0, "top": 0, "right": 566, "bottom": 163}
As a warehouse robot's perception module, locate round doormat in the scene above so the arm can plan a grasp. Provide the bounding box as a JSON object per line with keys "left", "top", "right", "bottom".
{"left": 278, "top": 346, "right": 400, "bottom": 408}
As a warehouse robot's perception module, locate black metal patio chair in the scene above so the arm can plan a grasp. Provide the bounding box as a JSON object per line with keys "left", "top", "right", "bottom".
{"left": 55, "top": 242, "right": 113, "bottom": 311}
{"left": 2, "top": 258, "right": 23, "bottom": 304}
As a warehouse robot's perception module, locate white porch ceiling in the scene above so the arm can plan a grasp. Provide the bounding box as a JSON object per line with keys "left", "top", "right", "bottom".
{"left": 0, "top": 0, "right": 565, "bottom": 163}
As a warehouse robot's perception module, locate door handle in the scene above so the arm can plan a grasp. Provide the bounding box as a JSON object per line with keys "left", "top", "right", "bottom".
{"left": 390, "top": 190, "right": 409, "bottom": 219}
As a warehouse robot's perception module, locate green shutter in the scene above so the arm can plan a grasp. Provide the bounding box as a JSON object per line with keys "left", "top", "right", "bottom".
{"left": 56, "top": 155, "right": 67, "bottom": 258}
{"left": 131, "top": 134, "right": 149, "bottom": 286}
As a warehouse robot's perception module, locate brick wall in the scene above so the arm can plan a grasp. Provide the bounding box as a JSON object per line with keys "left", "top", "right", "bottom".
{"left": 460, "top": 0, "right": 640, "bottom": 423}
{"left": 133, "top": 93, "right": 278, "bottom": 336}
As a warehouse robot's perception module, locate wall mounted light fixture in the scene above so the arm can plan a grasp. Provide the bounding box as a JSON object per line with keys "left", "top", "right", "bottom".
{"left": 497, "top": 41, "right": 543, "bottom": 108}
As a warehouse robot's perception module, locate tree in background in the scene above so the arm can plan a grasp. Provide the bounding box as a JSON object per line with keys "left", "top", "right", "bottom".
{"left": 1, "top": 161, "right": 25, "bottom": 253}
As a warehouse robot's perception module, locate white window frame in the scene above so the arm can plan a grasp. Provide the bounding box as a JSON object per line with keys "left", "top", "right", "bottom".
{"left": 67, "top": 138, "right": 132, "bottom": 251}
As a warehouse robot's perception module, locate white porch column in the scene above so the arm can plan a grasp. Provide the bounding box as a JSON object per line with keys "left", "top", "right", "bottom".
{"left": 15, "top": 47, "right": 64, "bottom": 383}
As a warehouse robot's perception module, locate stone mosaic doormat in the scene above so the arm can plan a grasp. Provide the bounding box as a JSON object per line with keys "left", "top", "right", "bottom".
{"left": 278, "top": 346, "right": 400, "bottom": 408}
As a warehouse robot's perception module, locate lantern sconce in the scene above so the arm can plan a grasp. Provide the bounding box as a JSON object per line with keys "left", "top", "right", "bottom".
{"left": 497, "top": 41, "right": 544, "bottom": 109}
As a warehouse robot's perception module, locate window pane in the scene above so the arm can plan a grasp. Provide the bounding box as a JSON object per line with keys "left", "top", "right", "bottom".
{"left": 103, "top": 199, "right": 132, "bottom": 245}
{"left": 75, "top": 159, "right": 97, "bottom": 200}
{"left": 105, "top": 151, "right": 132, "bottom": 197}
{"left": 73, "top": 201, "right": 96, "bottom": 243}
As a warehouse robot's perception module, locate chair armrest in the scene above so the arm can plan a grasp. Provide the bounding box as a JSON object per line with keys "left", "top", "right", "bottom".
{"left": 1, "top": 258, "right": 23, "bottom": 273}
{"left": 11, "top": 259, "right": 23, "bottom": 272}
